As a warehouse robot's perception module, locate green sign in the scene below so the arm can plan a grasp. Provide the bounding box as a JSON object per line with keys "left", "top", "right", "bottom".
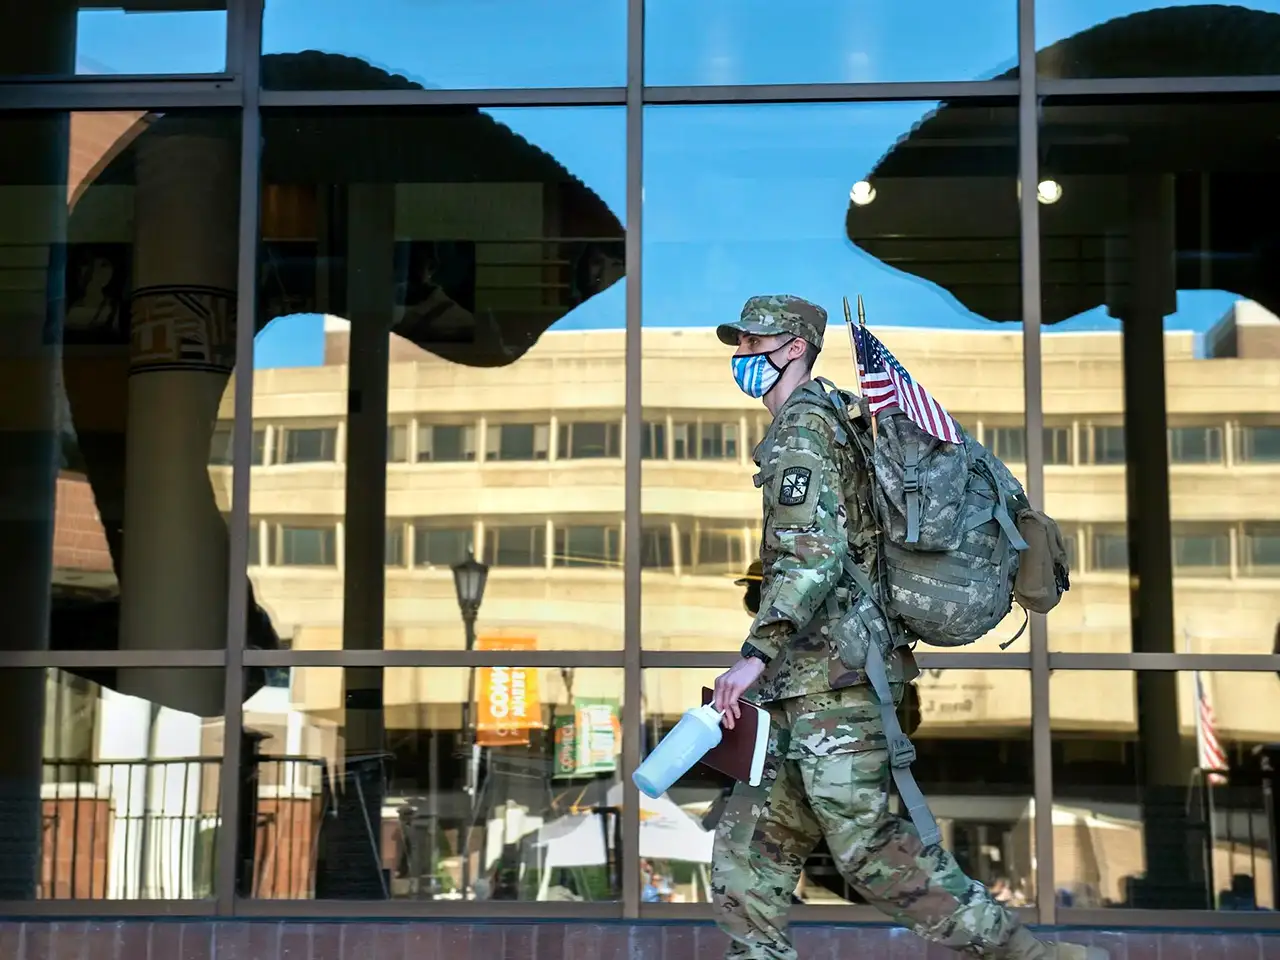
{"left": 552, "top": 697, "right": 619, "bottom": 778}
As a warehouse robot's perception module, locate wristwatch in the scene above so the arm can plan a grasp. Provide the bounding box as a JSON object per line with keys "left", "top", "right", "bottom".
{"left": 740, "top": 641, "right": 772, "bottom": 665}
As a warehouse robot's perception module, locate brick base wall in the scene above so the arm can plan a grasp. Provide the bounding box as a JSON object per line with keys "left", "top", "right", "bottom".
{"left": 3, "top": 921, "right": 1280, "bottom": 960}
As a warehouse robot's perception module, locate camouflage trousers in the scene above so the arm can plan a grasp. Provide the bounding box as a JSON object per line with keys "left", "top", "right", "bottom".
{"left": 711, "top": 684, "right": 1020, "bottom": 960}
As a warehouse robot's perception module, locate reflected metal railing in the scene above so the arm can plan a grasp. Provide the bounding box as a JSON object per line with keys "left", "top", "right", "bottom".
{"left": 40, "top": 757, "right": 221, "bottom": 900}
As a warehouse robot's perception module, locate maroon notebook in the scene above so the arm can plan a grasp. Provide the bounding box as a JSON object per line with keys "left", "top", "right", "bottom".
{"left": 699, "top": 687, "right": 771, "bottom": 787}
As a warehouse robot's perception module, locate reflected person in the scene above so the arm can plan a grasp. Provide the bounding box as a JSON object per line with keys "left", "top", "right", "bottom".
{"left": 708, "top": 295, "right": 1104, "bottom": 960}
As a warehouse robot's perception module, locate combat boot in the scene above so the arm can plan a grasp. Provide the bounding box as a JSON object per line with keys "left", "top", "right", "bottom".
{"left": 998, "top": 926, "right": 1110, "bottom": 960}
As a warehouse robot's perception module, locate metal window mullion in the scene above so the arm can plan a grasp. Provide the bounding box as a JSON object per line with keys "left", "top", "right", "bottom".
{"left": 641, "top": 79, "right": 1019, "bottom": 104}
{"left": 1050, "top": 652, "right": 1280, "bottom": 672}
{"left": 638, "top": 651, "right": 1033, "bottom": 670}
{"left": 1016, "top": 0, "right": 1055, "bottom": 928}
{"left": 258, "top": 87, "right": 626, "bottom": 108}
{"left": 0, "top": 80, "right": 240, "bottom": 110}
{"left": 241, "top": 649, "right": 625, "bottom": 668}
{"left": 216, "top": 0, "right": 263, "bottom": 918}
{"left": 1041, "top": 75, "right": 1280, "bottom": 97}
{"left": 620, "top": 0, "right": 645, "bottom": 922}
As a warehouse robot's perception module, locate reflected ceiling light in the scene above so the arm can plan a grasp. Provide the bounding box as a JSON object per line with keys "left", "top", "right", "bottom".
{"left": 1036, "top": 179, "right": 1063, "bottom": 205}
{"left": 849, "top": 180, "right": 877, "bottom": 206}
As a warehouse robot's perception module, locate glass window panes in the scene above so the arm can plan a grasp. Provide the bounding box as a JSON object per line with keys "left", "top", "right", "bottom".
{"left": 386, "top": 524, "right": 405, "bottom": 567}
{"left": 1243, "top": 524, "right": 1280, "bottom": 575}
{"left": 1091, "top": 426, "right": 1126, "bottom": 465}
{"left": 262, "top": 0, "right": 625, "bottom": 89}
{"left": 987, "top": 426, "right": 1026, "bottom": 463}
{"left": 647, "top": 0, "right": 1017, "bottom": 86}
{"left": 414, "top": 526, "right": 472, "bottom": 568}
{"left": 245, "top": 667, "right": 624, "bottom": 900}
{"left": 1051, "top": 671, "right": 1280, "bottom": 911}
{"left": 1169, "top": 426, "right": 1222, "bottom": 465}
{"left": 559, "top": 421, "right": 620, "bottom": 459}
{"left": 387, "top": 425, "right": 409, "bottom": 463}
{"left": 641, "top": 421, "right": 667, "bottom": 459}
{"left": 1171, "top": 525, "right": 1231, "bottom": 574}
{"left": 280, "top": 427, "right": 337, "bottom": 464}
{"left": 4, "top": 4, "right": 228, "bottom": 77}
{"left": 1236, "top": 424, "right": 1280, "bottom": 463}
{"left": 1045, "top": 426, "right": 1072, "bottom": 465}
{"left": 275, "top": 525, "right": 337, "bottom": 566}
{"left": 555, "top": 526, "right": 621, "bottom": 568}
{"left": 487, "top": 423, "right": 549, "bottom": 462}
{"left": 483, "top": 525, "right": 546, "bottom": 568}
{"left": 418, "top": 424, "right": 476, "bottom": 463}
{"left": 1092, "top": 529, "right": 1129, "bottom": 572}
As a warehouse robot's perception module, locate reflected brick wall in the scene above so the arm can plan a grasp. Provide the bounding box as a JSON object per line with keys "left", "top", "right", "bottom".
{"left": 39, "top": 797, "right": 111, "bottom": 899}
{"left": 52, "top": 474, "right": 112, "bottom": 574}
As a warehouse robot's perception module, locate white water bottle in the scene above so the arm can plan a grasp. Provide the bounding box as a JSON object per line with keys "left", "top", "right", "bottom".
{"left": 632, "top": 704, "right": 724, "bottom": 799}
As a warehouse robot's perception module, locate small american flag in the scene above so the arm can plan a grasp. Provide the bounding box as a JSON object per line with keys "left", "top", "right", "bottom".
{"left": 1195, "top": 671, "right": 1228, "bottom": 786}
{"left": 852, "top": 325, "right": 962, "bottom": 444}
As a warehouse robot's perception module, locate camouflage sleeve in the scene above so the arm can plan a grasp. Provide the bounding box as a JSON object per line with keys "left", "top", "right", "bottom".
{"left": 747, "top": 412, "right": 848, "bottom": 658}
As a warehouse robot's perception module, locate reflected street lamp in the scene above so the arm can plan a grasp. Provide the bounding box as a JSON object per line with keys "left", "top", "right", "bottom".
{"left": 452, "top": 552, "right": 489, "bottom": 641}
{"left": 452, "top": 550, "right": 489, "bottom": 900}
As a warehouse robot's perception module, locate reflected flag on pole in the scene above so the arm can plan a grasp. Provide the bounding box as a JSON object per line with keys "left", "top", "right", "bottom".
{"left": 1195, "top": 671, "right": 1228, "bottom": 785}
{"left": 852, "top": 325, "right": 961, "bottom": 443}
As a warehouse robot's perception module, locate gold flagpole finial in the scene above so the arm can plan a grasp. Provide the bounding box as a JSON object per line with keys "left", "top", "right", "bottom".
{"left": 856, "top": 294, "right": 866, "bottom": 327}
{"left": 842, "top": 296, "right": 853, "bottom": 326}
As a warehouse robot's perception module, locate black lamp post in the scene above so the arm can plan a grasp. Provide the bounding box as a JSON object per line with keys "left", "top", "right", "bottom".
{"left": 451, "top": 550, "right": 488, "bottom": 899}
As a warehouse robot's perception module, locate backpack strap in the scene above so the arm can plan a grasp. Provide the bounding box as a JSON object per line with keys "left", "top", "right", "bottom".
{"left": 864, "top": 641, "right": 941, "bottom": 847}
{"left": 902, "top": 439, "right": 922, "bottom": 544}
{"left": 975, "top": 457, "right": 1029, "bottom": 552}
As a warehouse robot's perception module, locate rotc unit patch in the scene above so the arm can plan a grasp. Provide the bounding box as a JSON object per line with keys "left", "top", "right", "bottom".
{"left": 778, "top": 466, "right": 811, "bottom": 506}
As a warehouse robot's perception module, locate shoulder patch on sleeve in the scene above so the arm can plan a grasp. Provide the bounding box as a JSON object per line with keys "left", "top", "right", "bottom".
{"left": 779, "top": 466, "right": 811, "bottom": 506}
{"left": 770, "top": 448, "right": 823, "bottom": 529}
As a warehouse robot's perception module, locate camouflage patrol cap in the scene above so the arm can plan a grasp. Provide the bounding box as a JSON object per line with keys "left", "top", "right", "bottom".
{"left": 734, "top": 560, "right": 763, "bottom": 586}
{"left": 716, "top": 295, "right": 827, "bottom": 350}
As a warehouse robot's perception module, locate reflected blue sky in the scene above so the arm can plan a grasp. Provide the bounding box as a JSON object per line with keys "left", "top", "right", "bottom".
{"left": 72, "top": 2, "right": 1273, "bottom": 367}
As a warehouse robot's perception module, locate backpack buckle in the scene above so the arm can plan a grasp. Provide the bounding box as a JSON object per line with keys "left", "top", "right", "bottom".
{"left": 902, "top": 463, "right": 919, "bottom": 494}
{"left": 887, "top": 734, "right": 916, "bottom": 769}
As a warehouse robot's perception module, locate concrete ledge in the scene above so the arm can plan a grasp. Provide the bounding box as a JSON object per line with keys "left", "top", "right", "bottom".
{"left": 3, "top": 920, "right": 1280, "bottom": 960}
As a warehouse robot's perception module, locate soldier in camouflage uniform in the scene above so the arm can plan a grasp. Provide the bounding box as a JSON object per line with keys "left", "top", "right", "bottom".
{"left": 709, "top": 295, "right": 1105, "bottom": 960}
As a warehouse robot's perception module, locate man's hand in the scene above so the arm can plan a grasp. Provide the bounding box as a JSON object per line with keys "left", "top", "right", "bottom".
{"left": 713, "top": 656, "right": 767, "bottom": 729}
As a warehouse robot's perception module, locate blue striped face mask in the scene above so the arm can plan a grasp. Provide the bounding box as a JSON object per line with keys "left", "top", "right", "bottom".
{"left": 731, "top": 338, "right": 796, "bottom": 399}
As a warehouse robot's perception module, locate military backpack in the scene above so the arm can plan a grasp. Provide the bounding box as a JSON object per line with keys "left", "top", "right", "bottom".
{"left": 782, "top": 378, "right": 1071, "bottom": 845}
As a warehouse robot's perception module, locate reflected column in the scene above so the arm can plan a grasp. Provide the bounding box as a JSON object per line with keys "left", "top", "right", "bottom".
{"left": 315, "top": 183, "right": 394, "bottom": 899}
{"left": 118, "top": 120, "right": 238, "bottom": 719}
{"left": 1114, "top": 174, "right": 1204, "bottom": 908}
{"left": 0, "top": 110, "right": 70, "bottom": 899}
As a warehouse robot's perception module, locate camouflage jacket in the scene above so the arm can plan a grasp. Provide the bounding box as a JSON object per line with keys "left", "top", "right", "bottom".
{"left": 746, "top": 381, "right": 918, "bottom": 702}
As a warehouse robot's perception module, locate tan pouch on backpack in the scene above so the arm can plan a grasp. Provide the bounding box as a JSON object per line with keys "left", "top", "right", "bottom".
{"left": 1012, "top": 508, "right": 1071, "bottom": 614}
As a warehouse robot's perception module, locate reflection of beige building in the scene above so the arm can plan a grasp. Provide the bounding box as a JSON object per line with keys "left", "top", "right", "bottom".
{"left": 212, "top": 304, "right": 1280, "bottom": 742}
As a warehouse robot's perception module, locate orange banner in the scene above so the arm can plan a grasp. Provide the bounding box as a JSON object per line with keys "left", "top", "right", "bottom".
{"left": 474, "top": 636, "right": 542, "bottom": 747}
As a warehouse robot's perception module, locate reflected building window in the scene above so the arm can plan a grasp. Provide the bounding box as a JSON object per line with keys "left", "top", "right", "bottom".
{"left": 279, "top": 426, "right": 338, "bottom": 465}
{"left": 986, "top": 426, "right": 1026, "bottom": 463}
{"left": 483, "top": 525, "right": 546, "bottom": 568}
{"left": 641, "top": 526, "right": 674, "bottom": 569}
{"left": 413, "top": 526, "right": 472, "bottom": 568}
{"left": 1171, "top": 525, "right": 1231, "bottom": 576}
{"left": 640, "top": 421, "right": 667, "bottom": 460}
{"left": 386, "top": 524, "right": 406, "bottom": 567}
{"left": 559, "top": 421, "right": 621, "bottom": 459}
{"left": 1045, "top": 426, "right": 1073, "bottom": 466}
{"left": 486, "top": 423, "right": 550, "bottom": 462}
{"left": 1235, "top": 424, "right": 1280, "bottom": 463}
{"left": 1169, "top": 426, "right": 1223, "bottom": 465}
{"left": 554, "top": 525, "right": 621, "bottom": 568}
{"left": 1092, "top": 528, "right": 1129, "bottom": 572}
{"left": 274, "top": 524, "right": 338, "bottom": 566}
{"left": 1089, "top": 426, "right": 1126, "bottom": 465}
{"left": 1242, "top": 524, "right": 1280, "bottom": 577}
{"left": 387, "top": 425, "right": 409, "bottom": 463}
{"left": 418, "top": 424, "right": 476, "bottom": 463}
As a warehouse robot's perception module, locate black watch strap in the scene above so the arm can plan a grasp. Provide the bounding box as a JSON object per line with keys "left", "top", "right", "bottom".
{"left": 741, "top": 642, "right": 772, "bottom": 665}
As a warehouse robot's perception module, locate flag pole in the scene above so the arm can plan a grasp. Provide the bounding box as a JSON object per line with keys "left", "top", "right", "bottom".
{"left": 1190, "top": 627, "right": 1220, "bottom": 905}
